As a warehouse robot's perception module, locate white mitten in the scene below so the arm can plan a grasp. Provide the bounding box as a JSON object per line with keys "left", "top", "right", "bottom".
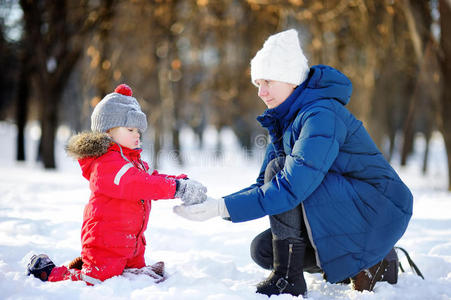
{"left": 173, "top": 197, "right": 229, "bottom": 221}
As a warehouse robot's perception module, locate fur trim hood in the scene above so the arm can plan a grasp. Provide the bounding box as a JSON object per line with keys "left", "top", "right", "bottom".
{"left": 66, "top": 131, "right": 113, "bottom": 159}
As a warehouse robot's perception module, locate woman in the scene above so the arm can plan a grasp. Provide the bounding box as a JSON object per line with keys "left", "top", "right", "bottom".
{"left": 174, "top": 29, "right": 412, "bottom": 297}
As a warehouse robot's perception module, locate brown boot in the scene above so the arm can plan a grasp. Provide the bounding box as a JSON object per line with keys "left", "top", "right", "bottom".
{"left": 68, "top": 256, "right": 83, "bottom": 270}
{"left": 150, "top": 261, "right": 165, "bottom": 277}
{"left": 351, "top": 260, "right": 388, "bottom": 292}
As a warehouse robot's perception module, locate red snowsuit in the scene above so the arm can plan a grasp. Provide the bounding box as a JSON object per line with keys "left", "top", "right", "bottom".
{"left": 50, "top": 138, "right": 183, "bottom": 284}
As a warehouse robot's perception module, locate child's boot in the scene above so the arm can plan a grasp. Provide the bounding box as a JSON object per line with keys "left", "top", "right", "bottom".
{"left": 68, "top": 256, "right": 84, "bottom": 270}
{"left": 26, "top": 254, "right": 56, "bottom": 281}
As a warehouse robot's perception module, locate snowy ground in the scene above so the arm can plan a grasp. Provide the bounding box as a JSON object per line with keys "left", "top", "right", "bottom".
{"left": 0, "top": 121, "right": 450, "bottom": 300}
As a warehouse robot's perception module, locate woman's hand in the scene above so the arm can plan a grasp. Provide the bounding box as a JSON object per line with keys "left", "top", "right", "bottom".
{"left": 173, "top": 197, "right": 229, "bottom": 221}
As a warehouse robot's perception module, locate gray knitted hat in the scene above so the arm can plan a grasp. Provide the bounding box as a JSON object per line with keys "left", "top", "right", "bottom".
{"left": 91, "top": 84, "right": 147, "bottom": 133}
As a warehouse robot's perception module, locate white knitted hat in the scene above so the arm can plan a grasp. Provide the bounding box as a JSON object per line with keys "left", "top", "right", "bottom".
{"left": 91, "top": 84, "right": 147, "bottom": 133}
{"left": 250, "top": 29, "right": 309, "bottom": 86}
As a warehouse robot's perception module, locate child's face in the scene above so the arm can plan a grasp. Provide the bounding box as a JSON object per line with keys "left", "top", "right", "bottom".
{"left": 107, "top": 127, "right": 141, "bottom": 149}
{"left": 255, "top": 79, "right": 296, "bottom": 109}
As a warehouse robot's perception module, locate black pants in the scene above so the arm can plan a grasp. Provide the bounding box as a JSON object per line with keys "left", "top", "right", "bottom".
{"left": 250, "top": 156, "right": 321, "bottom": 273}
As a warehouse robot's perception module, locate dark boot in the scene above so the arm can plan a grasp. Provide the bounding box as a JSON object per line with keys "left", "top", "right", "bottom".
{"left": 256, "top": 239, "right": 307, "bottom": 297}
{"left": 380, "top": 248, "right": 398, "bottom": 284}
{"left": 26, "top": 254, "right": 56, "bottom": 281}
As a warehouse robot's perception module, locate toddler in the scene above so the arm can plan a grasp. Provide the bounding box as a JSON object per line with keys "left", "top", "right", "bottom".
{"left": 27, "top": 84, "right": 206, "bottom": 284}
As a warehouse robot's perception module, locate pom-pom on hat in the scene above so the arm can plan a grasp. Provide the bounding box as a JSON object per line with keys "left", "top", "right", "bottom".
{"left": 114, "top": 84, "right": 133, "bottom": 96}
{"left": 91, "top": 84, "right": 147, "bottom": 133}
{"left": 250, "top": 29, "right": 309, "bottom": 87}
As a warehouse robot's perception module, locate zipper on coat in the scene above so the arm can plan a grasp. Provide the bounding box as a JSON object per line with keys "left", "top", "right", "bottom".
{"left": 301, "top": 203, "right": 321, "bottom": 268}
{"left": 118, "top": 151, "right": 148, "bottom": 256}
{"left": 134, "top": 199, "right": 146, "bottom": 256}
{"left": 285, "top": 243, "right": 293, "bottom": 279}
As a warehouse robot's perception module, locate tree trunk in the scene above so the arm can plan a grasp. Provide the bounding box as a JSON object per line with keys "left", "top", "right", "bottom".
{"left": 15, "top": 55, "right": 29, "bottom": 161}
{"left": 155, "top": 0, "right": 183, "bottom": 166}
{"left": 170, "top": 43, "right": 184, "bottom": 166}
{"left": 20, "top": 0, "right": 111, "bottom": 169}
{"left": 153, "top": 123, "right": 162, "bottom": 169}
{"left": 400, "top": 93, "right": 417, "bottom": 166}
{"left": 400, "top": 0, "right": 434, "bottom": 166}
{"left": 439, "top": 0, "right": 451, "bottom": 190}
{"left": 38, "top": 87, "right": 61, "bottom": 169}
{"left": 96, "top": 0, "right": 115, "bottom": 96}
{"left": 171, "top": 83, "right": 186, "bottom": 165}
{"left": 422, "top": 129, "right": 431, "bottom": 174}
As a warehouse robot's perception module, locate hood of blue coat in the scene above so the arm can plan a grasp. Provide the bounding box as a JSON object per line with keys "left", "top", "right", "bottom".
{"left": 257, "top": 65, "right": 352, "bottom": 132}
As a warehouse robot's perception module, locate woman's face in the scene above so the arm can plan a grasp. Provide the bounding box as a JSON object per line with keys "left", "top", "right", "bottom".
{"left": 255, "top": 79, "right": 297, "bottom": 109}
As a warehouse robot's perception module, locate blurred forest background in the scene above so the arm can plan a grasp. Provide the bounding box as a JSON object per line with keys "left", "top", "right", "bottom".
{"left": 0, "top": 0, "right": 450, "bottom": 187}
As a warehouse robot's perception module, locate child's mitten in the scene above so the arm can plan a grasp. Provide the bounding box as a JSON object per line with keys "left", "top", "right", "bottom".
{"left": 175, "top": 179, "right": 207, "bottom": 205}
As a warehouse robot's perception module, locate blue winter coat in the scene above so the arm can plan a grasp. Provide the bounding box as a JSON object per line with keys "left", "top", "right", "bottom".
{"left": 223, "top": 65, "right": 413, "bottom": 283}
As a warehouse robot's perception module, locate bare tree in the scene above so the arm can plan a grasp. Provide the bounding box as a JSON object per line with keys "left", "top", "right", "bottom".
{"left": 14, "top": 46, "right": 29, "bottom": 161}
{"left": 438, "top": 0, "right": 451, "bottom": 189}
{"left": 399, "top": 0, "right": 433, "bottom": 166}
{"left": 19, "top": 0, "right": 111, "bottom": 168}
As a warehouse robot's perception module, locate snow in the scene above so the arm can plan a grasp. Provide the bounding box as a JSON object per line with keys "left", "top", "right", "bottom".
{"left": 0, "top": 121, "right": 450, "bottom": 300}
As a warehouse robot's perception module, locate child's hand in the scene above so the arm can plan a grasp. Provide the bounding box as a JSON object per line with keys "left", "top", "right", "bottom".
{"left": 175, "top": 179, "right": 207, "bottom": 205}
